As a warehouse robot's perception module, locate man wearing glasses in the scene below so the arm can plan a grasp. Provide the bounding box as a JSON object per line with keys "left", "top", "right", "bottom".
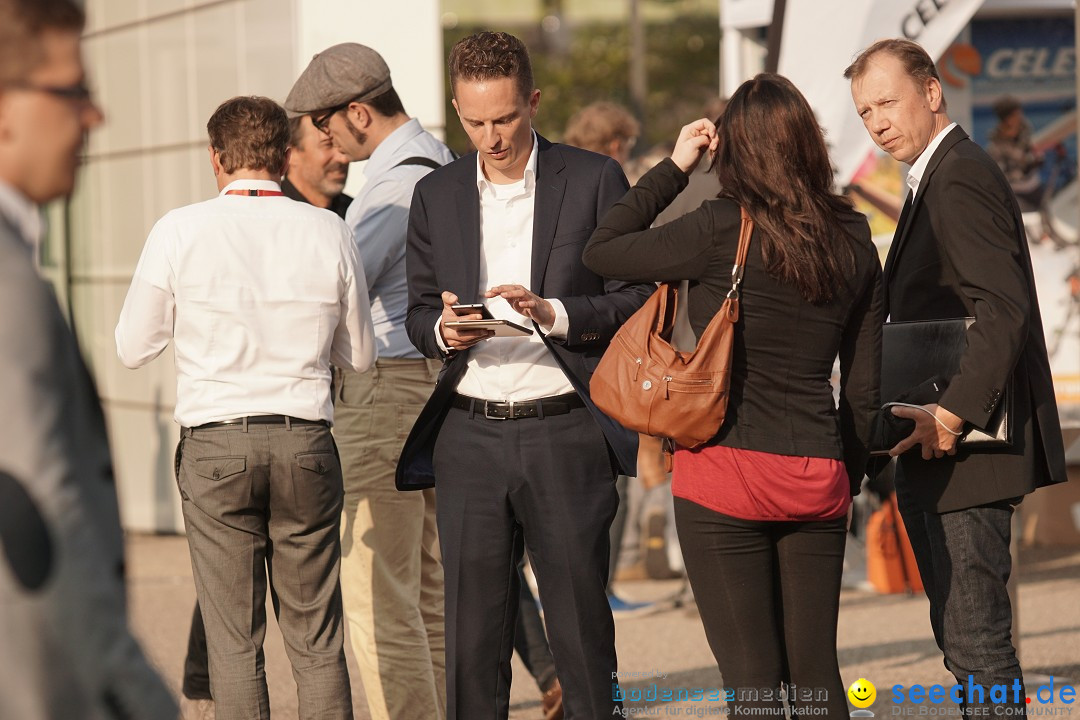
{"left": 0, "top": 0, "right": 176, "bottom": 717}
{"left": 285, "top": 44, "right": 454, "bottom": 720}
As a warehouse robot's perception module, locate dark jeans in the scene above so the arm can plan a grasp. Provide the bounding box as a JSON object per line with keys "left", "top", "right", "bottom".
{"left": 895, "top": 464, "right": 1025, "bottom": 714}
{"left": 674, "top": 498, "right": 849, "bottom": 718}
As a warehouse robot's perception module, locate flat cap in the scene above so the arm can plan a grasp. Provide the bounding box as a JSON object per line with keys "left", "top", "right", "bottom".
{"left": 285, "top": 43, "right": 392, "bottom": 114}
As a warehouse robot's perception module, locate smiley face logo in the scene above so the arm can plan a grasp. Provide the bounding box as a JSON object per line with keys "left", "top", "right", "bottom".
{"left": 848, "top": 678, "right": 877, "bottom": 708}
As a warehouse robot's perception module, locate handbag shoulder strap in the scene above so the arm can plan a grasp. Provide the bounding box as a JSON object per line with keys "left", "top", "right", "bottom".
{"left": 727, "top": 207, "right": 753, "bottom": 301}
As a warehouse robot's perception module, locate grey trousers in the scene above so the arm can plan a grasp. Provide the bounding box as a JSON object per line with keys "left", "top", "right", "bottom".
{"left": 176, "top": 421, "right": 353, "bottom": 720}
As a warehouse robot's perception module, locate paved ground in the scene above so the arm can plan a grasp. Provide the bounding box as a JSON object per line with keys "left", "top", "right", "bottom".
{"left": 127, "top": 531, "right": 1080, "bottom": 720}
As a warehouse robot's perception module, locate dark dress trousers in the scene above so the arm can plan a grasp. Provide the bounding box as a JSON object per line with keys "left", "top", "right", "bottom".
{"left": 885, "top": 126, "right": 1067, "bottom": 708}
{"left": 398, "top": 135, "right": 653, "bottom": 720}
{"left": 885, "top": 126, "right": 1066, "bottom": 513}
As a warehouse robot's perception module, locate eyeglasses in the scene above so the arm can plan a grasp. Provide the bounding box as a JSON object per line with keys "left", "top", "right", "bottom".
{"left": 311, "top": 102, "right": 349, "bottom": 133}
{"left": 5, "top": 81, "right": 95, "bottom": 105}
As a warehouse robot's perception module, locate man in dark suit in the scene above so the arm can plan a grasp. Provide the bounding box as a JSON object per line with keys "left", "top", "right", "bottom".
{"left": 847, "top": 39, "right": 1067, "bottom": 711}
{"left": 398, "top": 31, "right": 652, "bottom": 720}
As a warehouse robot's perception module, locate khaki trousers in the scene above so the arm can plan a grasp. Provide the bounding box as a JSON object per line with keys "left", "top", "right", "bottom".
{"left": 333, "top": 359, "right": 445, "bottom": 720}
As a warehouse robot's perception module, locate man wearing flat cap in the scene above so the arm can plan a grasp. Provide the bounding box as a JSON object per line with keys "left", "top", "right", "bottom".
{"left": 286, "top": 43, "right": 454, "bottom": 720}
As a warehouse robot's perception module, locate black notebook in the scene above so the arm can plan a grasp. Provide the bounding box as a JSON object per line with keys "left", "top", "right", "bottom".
{"left": 870, "top": 317, "right": 1013, "bottom": 456}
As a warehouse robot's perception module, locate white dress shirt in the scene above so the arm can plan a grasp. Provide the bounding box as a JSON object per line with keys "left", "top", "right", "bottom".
{"left": 115, "top": 178, "right": 376, "bottom": 427}
{"left": 346, "top": 118, "right": 456, "bottom": 358}
{"left": 441, "top": 134, "right": 574, "bottom": 401}
{"left": 906, "top": 122, "right": 957, "bottom": 198}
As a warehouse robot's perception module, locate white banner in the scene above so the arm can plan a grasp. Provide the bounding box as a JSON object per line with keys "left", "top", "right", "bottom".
{"left": 778, "top": 0, "right": 985, "bottom": 186}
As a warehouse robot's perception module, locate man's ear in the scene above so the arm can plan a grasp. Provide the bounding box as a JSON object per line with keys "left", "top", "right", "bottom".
{"left": 279, "top": 147, "right": 293, "bottom": 179}
{"left": 926, "top": 77, "right": 944, "bottom": 113}
{"left": 208, "top": 145, "right": 222, "bottom": 176}
{"left": 347, "top": 101, "right": 372, "bottom": 129}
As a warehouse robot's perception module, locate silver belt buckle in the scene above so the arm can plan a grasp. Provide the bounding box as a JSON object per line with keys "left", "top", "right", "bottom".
{"left": 483, "top": 400, "right": 514, "bottom": 420}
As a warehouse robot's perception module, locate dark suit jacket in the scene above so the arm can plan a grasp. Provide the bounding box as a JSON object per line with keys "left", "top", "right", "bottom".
{"left": 885, "top": 126, "right": 1067, "bottom": 513}
{"left": 0, "top": 211, "right": 176, "bottom": 717}
{"left": 395, "top": 135, "right": 655, "bottom": 490}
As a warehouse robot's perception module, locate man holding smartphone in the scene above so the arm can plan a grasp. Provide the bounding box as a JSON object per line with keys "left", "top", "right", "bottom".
{"left": 399, "top": 31, "right": 653, "bottom": 719}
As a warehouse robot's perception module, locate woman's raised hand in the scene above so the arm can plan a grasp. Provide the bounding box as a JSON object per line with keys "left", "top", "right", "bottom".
{"left": 670, "top": 118, "right": 718, "bottom": 175}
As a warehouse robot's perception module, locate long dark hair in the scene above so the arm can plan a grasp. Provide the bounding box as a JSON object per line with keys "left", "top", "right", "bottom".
{"left": 714, "top": 73, "right": 857, "bottom": 304}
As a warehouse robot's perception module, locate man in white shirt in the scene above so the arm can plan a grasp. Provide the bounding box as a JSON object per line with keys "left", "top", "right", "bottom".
{"left": 0, "top": 1, "right": 176, "bottom": 717}
{"left": 399, "top": 31, "right": 654, "bottom": 720}
{"left": 116, "top": 95, "right": 375, "bottom": 720}
{"left": 283, "top": 43, "right": 454, "bottom": 720}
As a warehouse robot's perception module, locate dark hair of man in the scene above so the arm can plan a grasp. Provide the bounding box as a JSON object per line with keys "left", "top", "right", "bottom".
{"left": 448, "top": 31, "right": 534, "bottom": 101}
{"left": 207, "top": 96, "right": 290, "bottom": 175}
{"left": 0, "top": 0, "right": 85, "bottom": 86}
{"left": 843, "top": 38, "right": 940, "bottom": 84}
{"left": 713, "top": 73, "right": 857, "bottom": 305}
{"left": 364, "top": 86, "right": 406, "bottom": 118}
{"left": 288, "top": 115, "right": 307, "bottom": 149}
{"left": 992, "top": 95, "right": 1022, "bottom": 122}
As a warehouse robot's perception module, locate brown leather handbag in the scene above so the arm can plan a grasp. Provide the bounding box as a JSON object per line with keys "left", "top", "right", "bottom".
{"left": 589, "top": 208, "right": 753, "bottom": 449}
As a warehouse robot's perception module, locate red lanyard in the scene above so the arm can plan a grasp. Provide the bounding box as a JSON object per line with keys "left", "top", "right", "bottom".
{"left": 224, "top": 189, "right": 284, "bottom": 197}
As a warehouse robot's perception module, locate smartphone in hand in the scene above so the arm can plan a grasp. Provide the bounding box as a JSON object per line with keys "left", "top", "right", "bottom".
{"left": 451, "top": 303, "right": 494, "bottom": 319}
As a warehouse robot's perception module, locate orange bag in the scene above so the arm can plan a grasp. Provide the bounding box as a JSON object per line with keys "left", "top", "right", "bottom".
{"left": 865, "top": 493, "right": 923, "bottom": 594}
{"left": 589, "top": 209, "right": 753, "bottom": 449}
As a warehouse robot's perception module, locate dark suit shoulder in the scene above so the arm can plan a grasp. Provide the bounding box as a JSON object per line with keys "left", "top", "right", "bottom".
{"left": 544, "top": 140, "right": 614, "bottom": 171}
{"left": 414, "top": 151, "right": 476, "bottom": 194}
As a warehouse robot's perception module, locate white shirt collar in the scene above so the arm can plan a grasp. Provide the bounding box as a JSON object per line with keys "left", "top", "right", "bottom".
{"left": 475, "top": 132, "right": 538, "bottom": 193}
{"left": 364, "top": 118, "right": 425, "bottom": 177}
{"left": 906, "top": 122, "right": 957, "bottom": 197}
{"left": 217, "top": 178, "right": 283, "bottom": 197}
{"left": 0, "top": 178, "right": 43, "bottom": 248}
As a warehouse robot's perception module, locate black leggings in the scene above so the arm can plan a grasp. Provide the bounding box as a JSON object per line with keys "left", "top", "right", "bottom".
{"left": 674, "top": 497, "right": 850, "bottom": 719}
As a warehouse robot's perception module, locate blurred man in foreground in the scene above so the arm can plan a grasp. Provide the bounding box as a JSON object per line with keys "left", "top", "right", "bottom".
{"left": 0, "top": 0, "right": 177, "bottom": 717}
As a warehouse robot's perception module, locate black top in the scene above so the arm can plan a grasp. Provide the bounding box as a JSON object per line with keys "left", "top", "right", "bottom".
{"left": 281, "top": 177, "right": 352, "bottom": 220}
{"left": 583, "top": 158, "right": 883, "bottom": 490}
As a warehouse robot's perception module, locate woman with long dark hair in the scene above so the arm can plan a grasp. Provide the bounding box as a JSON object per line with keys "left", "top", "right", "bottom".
{"left": 583, "top": 74, "right": 882, "bottom": 718}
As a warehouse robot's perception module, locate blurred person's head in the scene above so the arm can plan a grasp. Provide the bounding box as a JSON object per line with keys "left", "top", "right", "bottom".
{"left": 0, "top": 0, "right": 104, "bottom": 204}
{"left": 992, "top": 95, "right": 1026, "bottom": 140}
{"left": 284, "top": 43, "right": 407, "bottom": 163}
{"left": 206, "top": 96, "right": 290, "bottom": 190}
{"left": 448, "top": 31, "right": 539, "bottom": 184}
{"left": 845, "top": 38, "right": 950, "bottom": 165}
{"left": 714, "top": 73, "right": 856, "bottom": 304}
{"left": 563, "top": 101, "right": 640, "bottom": 166}
{"left": 286, "top": 114, "right": 349, "bottom": 209}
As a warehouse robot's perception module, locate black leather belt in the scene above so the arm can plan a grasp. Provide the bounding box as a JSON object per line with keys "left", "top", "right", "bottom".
{"left": 451, "top": 392, "right": 585, "bottom": 420}
{"left": 191, "top": 415, "right": 330, "bottom": 430}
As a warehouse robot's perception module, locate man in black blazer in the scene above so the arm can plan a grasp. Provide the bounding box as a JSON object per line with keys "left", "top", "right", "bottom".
{"left": 847, "top": 39, "right": 1067, "bottom": 711}
{"left": 398, "top": 31, "right": 652, "bottom": 720}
